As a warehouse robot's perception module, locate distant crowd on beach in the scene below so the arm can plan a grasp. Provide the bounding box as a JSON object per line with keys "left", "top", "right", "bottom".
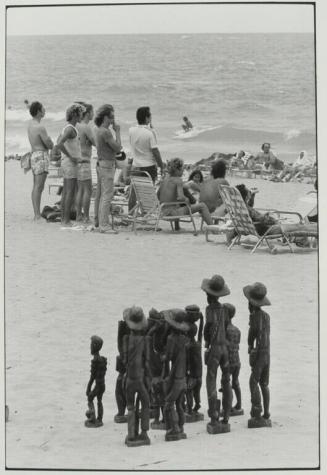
{"left": 22, "top": 99, "right": 317, "bottom": 235}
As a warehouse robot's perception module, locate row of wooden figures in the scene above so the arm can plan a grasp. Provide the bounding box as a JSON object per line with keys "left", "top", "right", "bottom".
{"left": 85, "top": 276, "right": 272, "bottom": 446}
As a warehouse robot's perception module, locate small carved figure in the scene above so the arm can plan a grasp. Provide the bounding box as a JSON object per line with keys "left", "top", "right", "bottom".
{"left": 243, "top": 282, "right": 272, "bottom": 428}
{"left": 114, "top": 318, "right": 130, "bottom": 423}
{"left": 201, "top": 275, "right": 233, "bottom": 434}
{"left": 225, "top": 303, "right": 244, "bottom": 416}
{"left": 184, "top": 304, "right": 204, "bottom": 422}
{"left": 162, "top": 309, "right": 190, "bottom": 441}
{"left": 146, "top": 308, "right": 167, "bottom": 430}
{"left": 85, "top": 335, "right": 107, "bottom": 428}
{"left": 123, "top": 306, "right": 151, "bottom": 446}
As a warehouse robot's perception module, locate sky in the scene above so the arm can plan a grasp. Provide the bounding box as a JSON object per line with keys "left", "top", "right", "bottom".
{"left": 6, "top": 3, "right": 314, "bottom": 36}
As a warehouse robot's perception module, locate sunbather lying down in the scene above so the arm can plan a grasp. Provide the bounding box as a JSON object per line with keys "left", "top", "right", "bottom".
{"left": 234, "top": 184, "right": 317, "bottom": 246}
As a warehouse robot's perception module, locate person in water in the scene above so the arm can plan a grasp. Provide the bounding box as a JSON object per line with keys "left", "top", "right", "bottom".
{"left": 182, "top": 116, "right": 193, "bottom": 132}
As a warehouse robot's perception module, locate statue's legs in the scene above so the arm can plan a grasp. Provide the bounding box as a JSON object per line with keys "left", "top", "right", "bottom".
{"left": 186, "top": 387, "right": 193, "bottom": 413}
{"left": 138, "top": 382, "right": 150, "bottom": 436}
{"left": 126, "top": 382, "right": 137, "bottom": 440}
{"left": 193, "top": 379, "right": 202, "bottom": 411}
{"left": 249, "top": 372, "right": 262, "bottom": 418}
{"left": 115, "top": 373, "right": 126, "bottom": 416}
{"left": 176, "top": 389, "right": 186, "bottom": 432}
{"left": 206, "top": 355, "right": 219, "bottom": 424}
{"left": 97, "top": 392, "right": 104, "bottom": 422}
{"left": 221, "top": 365, "right": 232, "bottom": 423}
{"left": 231, "top": 365, "right": 242, "bottom": 410}
{"left": 259, "top": 363, "right": 270, "bottom": 419}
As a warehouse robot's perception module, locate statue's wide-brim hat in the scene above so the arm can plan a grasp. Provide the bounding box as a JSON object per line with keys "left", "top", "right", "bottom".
{"left": 148, "top": 307, "right": 164, "bottom": 323}
{"left": 201, "top": 275, "right": 230, "bottom": 297}
{"left": 243, "top": 283, "right": 271, "bottom": 307}
{"left": 123, "top": 306, "right": 147, "bottom": 330}
{"left": 162, "top": 309, "right": 189, "bottom": 332}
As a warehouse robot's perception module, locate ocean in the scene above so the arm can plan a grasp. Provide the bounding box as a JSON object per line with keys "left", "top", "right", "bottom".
{"left": 5, "top": 33, "right": 316, "bottom": 164}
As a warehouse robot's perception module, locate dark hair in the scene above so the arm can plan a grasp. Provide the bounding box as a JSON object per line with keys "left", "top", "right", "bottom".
{"left": 75, "top": 101, "right": 93, "bottom": 118}
{"left": 136, "top": 106, "right": 151, "bottom": 125}
{"left": 167, "top": 157, "right": 184, "bottom": 175}
{"left": 29, "top": 101, "right": 43, "bottom": 117}
{"left": 236, "top": 184, "right": 249, "bottom": 202}
{"left": 261, "top": 142, "right": 270, "bottom": 151}
{"left": 211, "top": 159, "right": 227, "bottom": 178}
{"left": 94, "top": 104, "right": 114, "bottom": 127}
{"left": 189, "top": 169, "right": 203, "bottom": 182}
{"left": 224, "top": 303, "right": 236, "bottom": 319}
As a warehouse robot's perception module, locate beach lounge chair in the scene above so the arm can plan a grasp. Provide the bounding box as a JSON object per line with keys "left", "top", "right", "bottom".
{"left": 128, "top": 175, "right": 198, "bottom": 234}
{"left": 207, "top": 184, "right": 318, "bottom": 253}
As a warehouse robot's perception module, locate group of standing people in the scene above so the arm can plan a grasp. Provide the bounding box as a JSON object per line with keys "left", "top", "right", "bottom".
{"left": 26, "top": 101, "right": 165, "bottom": 232}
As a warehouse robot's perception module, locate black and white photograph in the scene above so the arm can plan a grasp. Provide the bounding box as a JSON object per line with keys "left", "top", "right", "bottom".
{"left": 1, "top": 0, "right": 324, "bottom": 472}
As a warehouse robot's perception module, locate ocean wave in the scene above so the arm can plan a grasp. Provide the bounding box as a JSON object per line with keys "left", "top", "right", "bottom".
{"left": 236, "top": 60, "right": 256, "bottom": 66}
{"left": 173, "top": 125, "right": 315, "bottom": 150}
{"left": 6, "top": 108, "right": 65, "bottom": 122}
{"left": 6, "top": 134, "right": 30, "bottom": 153}
{"left": 284, "top": 129, "right": 301, "bottom": 141}
{"left": 173, "top": 125, "right": 223, "bottom": 140}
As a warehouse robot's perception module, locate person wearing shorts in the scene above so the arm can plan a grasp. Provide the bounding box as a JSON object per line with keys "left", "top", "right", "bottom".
{"left": 53, "top": 104, "right": 84, "bottom": 225}
{"left": 76, "top": 103, "right": 95, "bottom": 222}
{"left": 27, "top": 101, "right": 54, "bottom": 220}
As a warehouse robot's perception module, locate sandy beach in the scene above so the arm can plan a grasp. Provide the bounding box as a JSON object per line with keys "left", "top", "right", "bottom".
{"left": 4, "top": 160, "right": 319, "bottom": 471}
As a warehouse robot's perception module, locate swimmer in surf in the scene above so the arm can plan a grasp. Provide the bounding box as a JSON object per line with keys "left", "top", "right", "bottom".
{"left": 182, "top": 116, "right": 193, "bottom": 132}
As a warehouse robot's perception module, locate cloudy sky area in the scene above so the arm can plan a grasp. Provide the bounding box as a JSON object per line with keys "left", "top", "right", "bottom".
{"left": 6, "top": 3, "right": 314, "bottom": 35}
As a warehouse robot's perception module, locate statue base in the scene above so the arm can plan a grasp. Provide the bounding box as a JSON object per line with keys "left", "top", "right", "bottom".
{"left": 165, "top": 431, "right": 187, "bottom": 442}
{"left": 151, "top": 420, "right": 166, "bottom": 430}
{"left": 230, "top": 408, "right": 244, "bottom": 417}
{"left": 125, "top": 434, "right": 151, "bottom": 447}
{"left": 248, "top": 417, "right": 272, "bottom": 428}
{"left": 114, "top": 414, "right": 127, "bottom": 423}
{"left": 84, "top": 420, "right": 103, "bottom": 428}
{"left": 185, "top": 412, "right": 204, "bottom": 423}
{"left": 207, "top": 421, "right": 230, "bottom": 434}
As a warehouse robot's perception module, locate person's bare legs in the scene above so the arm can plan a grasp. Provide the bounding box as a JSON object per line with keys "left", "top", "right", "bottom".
{"left": 190, "top": 203, "right": 213, "bottom": 225}
{"left": 82, "top": 179, "right": 92, "bottom": 222}
{"left": 94, "top": 165, "right": 101, "bottom": 227}
{"left": 76, "top": 180, "right": 83, "bottom": 221}
{"left": 62, "top": 178, "right": 76, "bottom": 225}
{"left": 31, "top": 172, "right": 47, "bottom": 220}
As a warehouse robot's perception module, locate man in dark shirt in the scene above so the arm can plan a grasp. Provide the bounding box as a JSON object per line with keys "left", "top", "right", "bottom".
{"left": 243, "top": 282, "right": 272, "bottom": 428}
{"left": 201, "top": 275, "right": 233, "bottom": 432}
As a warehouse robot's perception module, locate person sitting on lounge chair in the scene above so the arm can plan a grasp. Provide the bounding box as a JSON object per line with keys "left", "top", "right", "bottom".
{"left": 158, "top": 158, "right": 213, "bottom": 227}
{"left": 278, "top": 150, "right": 315, "bottom": 182}
{"left": 199, "top": 159, "right": 230, "bottom": 216}
{"left": 235, "top": 184, "right": 278, "bottom": 236}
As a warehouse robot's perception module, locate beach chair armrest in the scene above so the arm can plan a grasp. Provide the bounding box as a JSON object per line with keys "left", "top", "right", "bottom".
{"left": 160, "top": 201, "right": 189, "bottom": 209}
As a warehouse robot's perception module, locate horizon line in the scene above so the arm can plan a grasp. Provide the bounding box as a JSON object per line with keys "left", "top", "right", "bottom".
{"left": 7, "top": 31, "right": 314, "bottom": 36}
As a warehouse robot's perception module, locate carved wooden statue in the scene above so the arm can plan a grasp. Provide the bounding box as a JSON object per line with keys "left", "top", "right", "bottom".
{"left": 85, "top": 335, "right": 107, "bottom": 428}
{"left": 123, "top": 306, "right": 151, "bottom": 446}
{"left": 184, "top": 304, "right": 204, "bottom": 422}
{"left": 201, "top": 275, "right": 233, "bottom": 434}
{"left": 243, "top": 283, "right": 272, "bottom": 428}
{"left": 162, "top": 309, "right": 190, "bottom": 442}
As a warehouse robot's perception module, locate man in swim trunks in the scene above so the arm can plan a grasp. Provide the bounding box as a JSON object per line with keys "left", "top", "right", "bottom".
{"left": 27, "top": 101, "right": 54, "bottom": 221}
{"left": 158, "top": 157, "right": 213, "bottom": 225}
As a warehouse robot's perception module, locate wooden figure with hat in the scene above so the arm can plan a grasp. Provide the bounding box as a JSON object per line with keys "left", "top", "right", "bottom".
{"left": 122, "top": 306, "right": 151, "bottom": 446}
{"left": 146, "top": 308, "right": 168, "bottom": 430}
{"left": 201, "top": 274, "right": 233, "bottom": 434}
{"left": 114, "top": 318, "right": 130, "bottom": 423}
{"left": 162, "top": 309, "right": 190, "bottom": 441}
{"left": 184, "top": 304, "right": 204, "bottom": 423}
{"left": 243, "top": 282, "right": 272, "bottom": 428}
{"left": 85, "top": 335, "right": 107, "bottom": 428}
{"left": 225, "top": 303, "right": 244, "bottom": 416}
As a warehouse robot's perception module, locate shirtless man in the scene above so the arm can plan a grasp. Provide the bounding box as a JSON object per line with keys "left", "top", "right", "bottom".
{"left": 158, "top": 157, "right": 213, "bottom": 226}
{"left": 27, "top": 101, "right": 53, "bottom": 220}
{"left": 199, "top": 160, "right": 229, "bottom": 215}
